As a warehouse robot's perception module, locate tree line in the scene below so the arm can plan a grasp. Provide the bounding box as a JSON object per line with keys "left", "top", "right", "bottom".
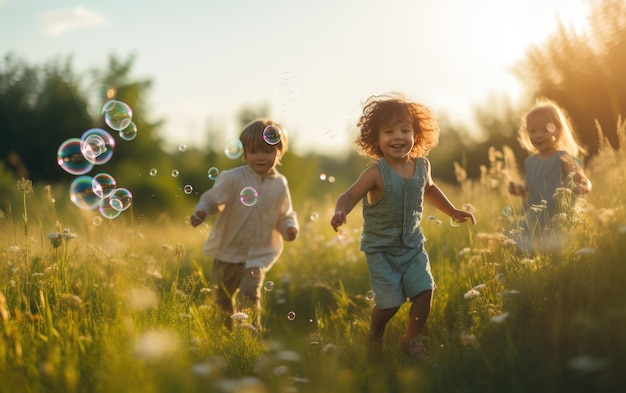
{"left": 1, "top": 0, "right": 625, "bottom": 217}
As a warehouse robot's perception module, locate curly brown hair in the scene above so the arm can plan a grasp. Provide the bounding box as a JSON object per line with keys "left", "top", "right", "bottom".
{"left": 355, "top": 94, "right": 439, "bottom": 159}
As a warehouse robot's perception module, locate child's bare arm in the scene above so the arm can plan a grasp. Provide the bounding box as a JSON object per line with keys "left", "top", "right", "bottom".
{"left": 331, "top": 166, "right": 379, "bottom": 231}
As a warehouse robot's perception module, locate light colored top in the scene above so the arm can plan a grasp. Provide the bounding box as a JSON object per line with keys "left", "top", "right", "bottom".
{"left": 361, "top": 157, "right": 426, "bottom": 254}
{"left": 194, "top": 165, "right": 298, "bottom": 269}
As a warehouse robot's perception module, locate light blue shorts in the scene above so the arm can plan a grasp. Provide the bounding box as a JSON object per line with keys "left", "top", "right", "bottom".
{"left": 365, "top": 246, "right": 435, "bottom": 309}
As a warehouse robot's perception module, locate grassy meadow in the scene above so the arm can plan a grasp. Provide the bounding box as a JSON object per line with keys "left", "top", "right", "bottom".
{"left": 1, "top": 127, "right": 626, "bottom": 393}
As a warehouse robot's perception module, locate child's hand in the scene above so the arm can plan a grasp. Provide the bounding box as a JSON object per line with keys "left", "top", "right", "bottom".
{"left": 331, "top": 211, "right": 347, "bottom": 232}
{"left": 451, "top": 209, "right": 477, "bottom": 226}
{"left": 190, "top": 211, "right": 206, "bottom": 227}
{"left": 285, "top": 226, "right": 298, "bottom": 241}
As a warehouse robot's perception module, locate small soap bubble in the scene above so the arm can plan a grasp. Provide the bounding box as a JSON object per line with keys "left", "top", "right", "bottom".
{"left": 240, "top": 187, "right": 258, "bottom": 206}
{"left": 224, "top": 139, "right": 243, "bottom": 159}
{"left": 109, "top": 188, "right": 132, "bottom": 211}
{"left": 183, "top": 185, "right": 193, "bottom": 195}
{"left": 263, "top": 125, "right": 281, "bottom": 145}
{"left": 502, "top": 206, "right": 513, "bottom": 216}
{"left": 250, "top": 267, "right": 261, "bottom": 278}
{"left": 287, "top": 311, "right": 296, "bottom": 321}
{"left": 69, "top": 176, "right": 99, "bottom": 210}
{"left": 92, "top": 216, "right": 103, "bottom": 226}
{"left": 81, "top": 135, "right": 106, "bottom": 160}
{"left": 149, "top": 168, "right": 158, "bottom": 176}
{"left": 327, "top": 176, "right": 336, "bottom": 183}
{"left": 280, "top": 70, "right": 291, "bottom": 80}
{"left": 264, "top": 281, "right": 275, "bottom": 292}
{"left": 99, "top": 197, "right": 121, "bottom": 219}
{"left": 319, "top": 173, "right": 327, "bottom": 181}
{"left": 310, "top": 212, "right": 319, "bottom": 221}
{"left": 366, "top": 291, "right": 375, "bottom": 301}
{"left": 178, "top": 144, "right": 187, "bottom": 152}
{"left": 102, "top": 100, "right": 133, "bottom": 131}
{"left": 57, "top": 138, "right": 94, "bottom": 175}
{"left": 208, "top": 167, "right": 219, "bottom": 180}
{"left": 324, "top": 128, "right": 336, "bottom": 139}
{"left": 171, "top": 170, "right": 179, "bottom": 177}
{"left": 118, "top": 121, "right": 138, "bottom": 141}
{"left": 92, "top": 173, "right": 116, "bottom": 199}
{"left": 449, "top": 218, "right": 460, "bottom": 227}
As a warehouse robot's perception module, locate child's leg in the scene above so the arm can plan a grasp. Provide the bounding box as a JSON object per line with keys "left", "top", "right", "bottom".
{"left": 402, "top": 289, "right": 433, "bottom": 341}
{"left": 238, "top": 267, "right": 264, "bottom": 330}
{"left": 212, "top": 260, "right": 243, "bottom": 330}
{"left": 369, "top": 305, "right": 400, "bottom": 343}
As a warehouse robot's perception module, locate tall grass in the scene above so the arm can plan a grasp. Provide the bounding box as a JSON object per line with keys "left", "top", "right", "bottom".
{"left": 1, "top": 121, "right": 625, "bottom": 392}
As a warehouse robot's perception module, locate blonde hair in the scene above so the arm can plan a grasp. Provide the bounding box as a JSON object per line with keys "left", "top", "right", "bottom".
{"left": 239, "top": 118, "right": 288, "bottom": 162}
{"left": 518, "top": 98, "right": 586, "bottom": 159}
{"left": 356, "top": 93, "right": 439, "bottom": 160}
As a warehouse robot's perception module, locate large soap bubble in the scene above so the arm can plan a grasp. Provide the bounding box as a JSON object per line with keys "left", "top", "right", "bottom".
{"left": 102, "top": 100, "right": 133, "bottom": 131}
{"left": 57, "top": 138, "right": 94, "bottom": 175}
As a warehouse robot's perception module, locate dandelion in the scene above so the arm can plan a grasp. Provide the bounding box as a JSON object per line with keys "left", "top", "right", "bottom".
{"left": 459, "top": 332, "right": 478, "bottom": 348}
{"left": 490, "top": 312, "right": 510, "bottom": 324}
{"left": 61, "top": 228, "right": 76, "bottom": 240}
{"left": 16, "top": 177, "right": 33, "bottom": 193}
{"left": 231, "top": 312, "right": 249, "bottom": 321}
{"left": 174, "top": 243, "right": 186, "bottom": 257}
{"left": 464, "top": 289, "right": 481, "bottom": 299}
{"left": 458, "top": 247, "right": 471, "bottom": 257}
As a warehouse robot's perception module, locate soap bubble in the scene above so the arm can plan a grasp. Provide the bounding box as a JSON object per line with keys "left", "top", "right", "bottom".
{"left": 171, "top": 170, "right": 179, "bottom": 177}
{"left": 81, "top": 134, "right": 106, "bottom": 160}
{"left": 57, "top": 138, "right": 94, "bottom": 175}
{"left": 183, "top": 185, "right": 193, "bottom": 194}
{"left": 263, "top": 125, "right": 281, "bottom": 145}
{"left": 99, "top": 197, "right": 121, "bottom": 219}
{"left": 109, "top": 188, "right": 133, "bottom": 211}
{"left": 208, "top": 167, "right": 219, "bottom": 180}
{"left": 224, "top": 139, "right": 243, "bottom": 159}
{"left": 81, "top": 128, "right": 115, "bottom": 165}
{"left": 69, "top": 176, "right": 99, "bottom": 210}
{"left": 449, "top": 218, "right": 460, "bottom": 227}
{"left": 240, "top": 187, "right": 258, "bottom": 206}
{"left": 118, "top": 121, "right": 137, "bottom": 141}
{"left": 502, "top": 206, "right": 513, "bottom": 216}
{"left": 287, "top": 311, "right": 296, "bottom": 321}
{"left": 102, "top": 100, "right": 133, "bottom": 131}
{"left": 92, "top": 173, "right": 116, "bottom": 199}
{"left": 264, "top": 281, "right": 275, "bottom": 292}
{"left": 149, "top": 168, "right": 158, "bottom": 176}
{"left": 178, "top": 144, "right": 187, "bottom": 152}
{"left": 365, "top": 291, "right": 375, "bottom": 301}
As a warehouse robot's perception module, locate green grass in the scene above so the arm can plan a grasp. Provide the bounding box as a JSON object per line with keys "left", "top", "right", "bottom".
{"left": 1, "top": 138, "right": 626, "bottom": 393}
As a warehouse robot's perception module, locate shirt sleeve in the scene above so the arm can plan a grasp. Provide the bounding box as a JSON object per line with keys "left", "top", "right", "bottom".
{"left": 194, "top": 170, "right": 232, "bottom": 216}
{"left": 275, "top": 178, "right": 299, "bottom": 237}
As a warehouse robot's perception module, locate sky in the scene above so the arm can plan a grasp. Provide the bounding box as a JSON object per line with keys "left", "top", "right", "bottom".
{"left": 0, "top": 0, "right": 591, "bottom": 156}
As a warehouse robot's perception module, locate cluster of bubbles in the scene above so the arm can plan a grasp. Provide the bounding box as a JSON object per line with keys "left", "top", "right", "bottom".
{"left": 57, "top": 100, "right": 135, "bottom": 220}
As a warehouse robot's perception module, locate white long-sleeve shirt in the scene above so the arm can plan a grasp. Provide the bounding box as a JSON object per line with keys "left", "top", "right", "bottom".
{"left": 194, "top": 165, "right": 298, "bottom": 270}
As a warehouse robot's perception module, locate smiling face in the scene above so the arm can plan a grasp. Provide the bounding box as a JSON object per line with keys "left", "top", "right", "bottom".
{"left": 526, "top": 107, "right": 559, "bottom": 157}
{"left": 377, "top": 117, "right": 416, "bottom": 161}
{"left": 245, "top": 144, "right": 279, "bottom": 177}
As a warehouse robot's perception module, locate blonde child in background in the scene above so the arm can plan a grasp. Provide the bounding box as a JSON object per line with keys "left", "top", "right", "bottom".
{"left": 330, "top": 93, "right": 476, "bottom": 358}
{"left": 508, "top": 98, "right": 591, "bottom": 252}
{"left": 190, "top": 119, "right": 299, "bottom": 331}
